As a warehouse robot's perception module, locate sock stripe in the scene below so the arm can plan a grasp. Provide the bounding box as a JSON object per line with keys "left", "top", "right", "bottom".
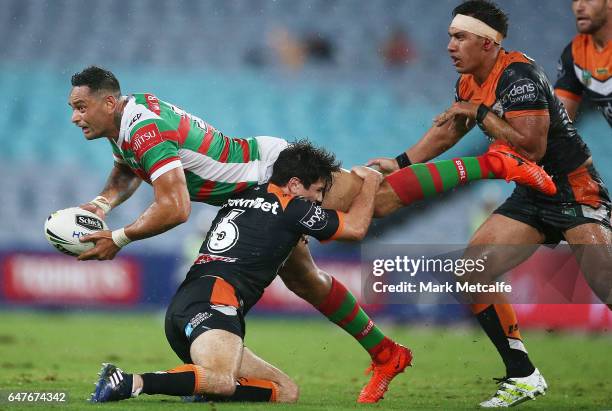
{"left": 477, "top": 155, "right": 494, "bottom": 179}
{"left": 316, "top": 278, "right": 348, "bottom": 316}
{"left": 463, "top": 156, "right": 484, "bottom": 181}
{"left": 386, "top": 167, "right": 424, "bottom": 204}
{"left": 412, "top": 164, "right": 437, "bottom": 198}
{"left": 344, "top": 309, "right": 370, "bottom": 336}
{"left": 425, "top": 162, "right": 444, "bottom": 193}
{"left": 328, "top": 293, "right": 357, "bottom": 323}
{"left": 337, "top": 303, "right": 360, "bottom": 328}
{"left": 437, "top": 160, "right": 460, "bottom": 190}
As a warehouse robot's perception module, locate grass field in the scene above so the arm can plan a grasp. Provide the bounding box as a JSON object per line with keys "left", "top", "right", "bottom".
{"left": 0, "top": 311, "right": 610, "bottom": 410}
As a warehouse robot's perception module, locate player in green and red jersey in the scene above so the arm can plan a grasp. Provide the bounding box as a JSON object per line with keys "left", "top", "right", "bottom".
{"left": 69, "top": 65, "right": 555, "bottom": 403}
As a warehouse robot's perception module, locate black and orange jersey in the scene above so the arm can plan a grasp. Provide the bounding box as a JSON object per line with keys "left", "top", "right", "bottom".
{"left": 555, "top": 34, "right": 612, "bottom": 126}
{"left": 456, "top": 49, "right": 590, "bottom": 176}
{"left": 185, "top": 183, "right": 344, "bottom": 312}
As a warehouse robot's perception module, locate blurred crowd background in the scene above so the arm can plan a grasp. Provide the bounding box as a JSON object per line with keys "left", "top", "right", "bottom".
{"left": 0, "top": 0, "right": 610, "bottom": 329}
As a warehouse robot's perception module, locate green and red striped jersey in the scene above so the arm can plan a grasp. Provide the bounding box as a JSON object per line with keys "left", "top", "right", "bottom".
{"left": 112, "top": 93, "right": 261, "bottom": 205}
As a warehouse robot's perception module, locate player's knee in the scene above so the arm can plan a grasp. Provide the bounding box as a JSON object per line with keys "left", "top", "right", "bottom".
{"left": 209, "top": 375, "right": 236, "bottom": 397}
{"left": 277, "top": 379, "right": 299, "bottom": 403}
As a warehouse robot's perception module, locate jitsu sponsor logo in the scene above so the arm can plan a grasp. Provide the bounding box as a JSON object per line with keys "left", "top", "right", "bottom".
{"left": 500, "top": 79, "right": 538, "bottom": 109}
{"left": 194, "top": 253, "right": 238, "bottom": 265}
{"left": 223, "top": 197, "right": 280, "bottom": 215}
{"left": 131, "top": 123, "right": 162, "bottom": 159}
{"left": 75, "top": 215, "right": 103, "bottom": 231}
{"left": 128, "top": 113, "right": 142, "bottom": 128}
{"left": 454, "top": 158, "right": 467, "bottom": 184}
{"left": 300, "top": 204, "right": 328, "bottom": 231}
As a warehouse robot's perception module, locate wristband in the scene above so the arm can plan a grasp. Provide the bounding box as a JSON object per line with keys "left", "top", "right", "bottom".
{"left": 395, "top": 152, "right": 412, "bottom": 169}
{"left": 111, "top": 228, "right": 132, "bottom": 248}
{"left": 476, "top": 103, "right": 490, "bottom": 125}
{"left": 89, "top": 196, "right": 112, "bottom": 214}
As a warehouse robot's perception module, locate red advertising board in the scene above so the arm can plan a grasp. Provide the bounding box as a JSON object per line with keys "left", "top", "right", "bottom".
{"left": 1, "top": 253, "right": 140, "bottom": 305}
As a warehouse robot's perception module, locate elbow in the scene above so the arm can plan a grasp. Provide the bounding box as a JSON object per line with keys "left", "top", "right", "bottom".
{"left": 344, "top": 225, "right": 368, "bottom": 241}
{"left": 175, "top": 201, "right": 191, "bottom": 224}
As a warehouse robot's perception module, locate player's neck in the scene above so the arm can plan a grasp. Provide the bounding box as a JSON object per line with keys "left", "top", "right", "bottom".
{"left": 591, "top": 22, "right": 611, "bottom": 51}
{"left": 473, "top": 50, "right": 500, "bottom": 85}
{"left": 109, "top": 96, "right": 128, "bottom": 141}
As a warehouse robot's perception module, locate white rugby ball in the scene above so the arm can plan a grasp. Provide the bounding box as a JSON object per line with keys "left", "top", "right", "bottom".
{"left": 44, "top": 207, "right": 108, "bottom": 257}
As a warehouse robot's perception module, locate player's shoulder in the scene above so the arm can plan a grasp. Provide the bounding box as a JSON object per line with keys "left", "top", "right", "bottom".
{"left": 497, "top": 52, "right": 546, "bottom": 88}
{"left": 122, "top": 94, "right": 164, "bottom": 139}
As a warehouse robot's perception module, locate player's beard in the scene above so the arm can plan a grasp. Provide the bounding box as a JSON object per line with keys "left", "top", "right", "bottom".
{"left": 576, "top": 8, "right": 607, "bottom": 34}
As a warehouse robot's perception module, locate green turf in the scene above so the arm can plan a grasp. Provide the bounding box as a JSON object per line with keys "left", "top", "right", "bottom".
{"left": 0, "top": 311, "right": 610, "bottom": 410}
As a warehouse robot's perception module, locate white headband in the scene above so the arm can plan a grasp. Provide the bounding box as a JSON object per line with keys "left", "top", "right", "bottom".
{"left": 450, "top": 14, "right": 504, "bottom": 44}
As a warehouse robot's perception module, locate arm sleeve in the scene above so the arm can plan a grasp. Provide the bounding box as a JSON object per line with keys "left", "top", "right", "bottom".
{"left": 129, "top": 120, "right": 182, "bottom": 181}
{"left": 495, "top": 62, "right": 549, "bottom": 119}
{"left": 553, "top": 42, "right": 583, "bottom": 102}
{"left": 284, "top": 197, "right": 344, "bottom": 242}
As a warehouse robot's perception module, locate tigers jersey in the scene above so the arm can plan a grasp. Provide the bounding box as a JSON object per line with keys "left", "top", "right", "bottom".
{"left": 111, "top": 93, "right": 261, "bottom": 205}
{"left": 185, "top": 183, "right": 345, "bottom": 312}
{"left": 555, "top": 34, "right": 612, "bottom": 127}
{"left": 455, "top": 49, "right": 591, "bottom": 176}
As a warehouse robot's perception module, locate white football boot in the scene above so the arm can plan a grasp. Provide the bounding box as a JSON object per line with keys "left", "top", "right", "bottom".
{"left": 480, "top": 368, "right": 548, "bottom": 408}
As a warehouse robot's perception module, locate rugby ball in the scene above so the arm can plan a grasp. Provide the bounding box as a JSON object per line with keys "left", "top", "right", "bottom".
{"left": 44, "top": 207, "right": 108, "bottom": 257}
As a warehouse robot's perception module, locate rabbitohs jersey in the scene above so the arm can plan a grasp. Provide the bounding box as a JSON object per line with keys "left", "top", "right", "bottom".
{"left": 111, "top": 93, "right": 261, "bottom": 205}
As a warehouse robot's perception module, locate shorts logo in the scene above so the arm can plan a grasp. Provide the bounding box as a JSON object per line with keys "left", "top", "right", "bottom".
{"left": 300, "top": 204, "right": 328, "bottom": 231}
{"left": 131, "top": 123, "right": 163, "bottom": 161}
{"left": 75, "top": 215, "right": 104, "bottom": 231}
{"left": 185, "top": 311, "right": 213, "bottom": 338}
{"left": 500, "top": 79, "right": 538, "bottom": 110}
{"left": 194, "top": 253, "right": 238, "bottom": 265}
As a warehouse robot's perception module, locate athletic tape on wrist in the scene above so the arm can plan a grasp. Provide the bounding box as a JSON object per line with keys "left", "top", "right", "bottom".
{"left": 89, "top": 196, "right": 112, "bottom": 214}
{"left": 111, "top": 228, "right": 132, "bottom": 248}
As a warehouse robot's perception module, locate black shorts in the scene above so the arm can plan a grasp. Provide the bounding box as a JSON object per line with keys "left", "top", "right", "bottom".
{"left": 165, "top": 275, "right": 245, "bottom": 364}
{"left": 494, "top": 164, "right": 611, "bottom": 244}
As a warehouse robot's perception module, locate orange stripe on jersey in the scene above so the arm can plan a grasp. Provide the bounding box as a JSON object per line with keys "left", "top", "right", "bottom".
{"left": 267, "top": 183, "right": 293, "bottom": 211}
{"left": 322, "top": 211, "right": 345, "bottom": 243}
{"left": 555, "top": 88, "right": 583, "bottom": 102}
{"left": 210, "top": 277, "right": 239, "bottom": 307}
{"left": 504, "top": 109, "right": 549, "bottom": 119}
{"left": 457, "top": 50, "right": 532, "bottom": 105}
{"left": 571, "top": 34, "right": 612, "bottom": 83}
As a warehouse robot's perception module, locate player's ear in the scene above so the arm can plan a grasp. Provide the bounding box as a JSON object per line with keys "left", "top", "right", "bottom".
{"left": 287, "top": 177, "right": 303, "bottom": 195}
{"left": 104, "top": 94, "right": 118, "bottom": 113}
{"left": 482, "top": 38, "right": 493, "bottom": 51}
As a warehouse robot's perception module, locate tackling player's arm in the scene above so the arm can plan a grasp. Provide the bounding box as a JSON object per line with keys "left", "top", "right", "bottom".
{"left": 367, "top": 105, "right": 474, "bottom": 173}
{"left": 80, "top": 161, "right": 142, "bottom": 218}
{"left": 77, "top": 167, "right": 191, "bottom": 260}
{"left": 338, "top": 166, "right": 384, "bottom": 240}
{"left": 295, "top": 166, "right": 382, "bottom": 243}
{"left": 436, "top": 101, "right": 549, "bottom": 162}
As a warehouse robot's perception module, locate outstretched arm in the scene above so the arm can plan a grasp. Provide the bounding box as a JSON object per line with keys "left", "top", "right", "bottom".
{"left": 367, "top": 110, "right": 473, "bottom": 173}
{"left": 77, "top": 167, "right": 191, "bottom": 260}
{"left": 333, "top": 166, "right": 383, "bottom": 241}
{"left": 80, "top": 162, "right": 142, "bottom": 218}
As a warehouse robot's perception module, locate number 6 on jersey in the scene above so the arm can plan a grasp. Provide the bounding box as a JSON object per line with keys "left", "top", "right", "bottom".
{"left": 207, "top": 209, "right": 244, "bottom": 253}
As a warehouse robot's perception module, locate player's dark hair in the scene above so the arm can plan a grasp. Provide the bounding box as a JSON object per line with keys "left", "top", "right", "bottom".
{"left": 270, "top": 139, "right": 341, "bottom": 192}
{"left": 71, "top": 65, "right": 121, "bottom": 96}
{"left": 452, "top": 0, "right": 508, "bottom": 38}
